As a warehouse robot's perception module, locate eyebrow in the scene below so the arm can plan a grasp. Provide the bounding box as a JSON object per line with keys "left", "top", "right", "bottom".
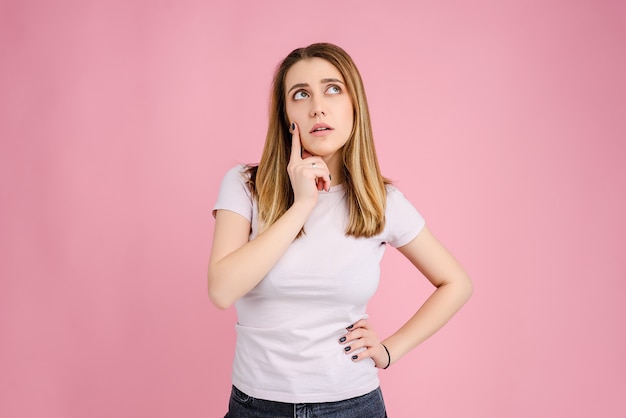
{"left": 287, "top": 78, "right": 345, "bottom": 94}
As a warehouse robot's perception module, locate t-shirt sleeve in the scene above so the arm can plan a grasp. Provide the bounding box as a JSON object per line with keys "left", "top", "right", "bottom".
{"left": 212, "top": 164, "right": 253, "bottom": 222}
{"left": 384, "top": 185, "right": 426, "bottom": 248}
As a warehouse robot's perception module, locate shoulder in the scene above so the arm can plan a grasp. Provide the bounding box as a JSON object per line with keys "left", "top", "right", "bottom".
{"left": 384, "top": 183, "right": 424, "bottom": 224}
{"left": 216, "top": 163, "right": 259, "bottom": 200}
{"left": 213, "top": 164, "right": 257, "bottom": 219}
{"left": 381, "top": 183, "right": 426, "bottom": 247}
{"left": 384, "top": 183, "right": 420, "bottom": 213}
{"left": 384, "top": 183, "right": 407, "bottom": 205}
{"left": 220, "top": 164, "right": 256, "bottom": 189}
{"left": 224, "top": 163, "right": 252, "bottom": 180}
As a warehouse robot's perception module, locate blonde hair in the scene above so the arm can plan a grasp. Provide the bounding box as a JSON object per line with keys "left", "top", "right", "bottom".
{"left": 248, "top": 43, "right": 388, "bottom": 237}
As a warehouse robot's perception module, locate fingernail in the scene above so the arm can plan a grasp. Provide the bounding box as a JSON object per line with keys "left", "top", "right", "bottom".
{"left": 351, "top": 355, "right": 358, "bottom": 360}
{"left": 346, "top": 324, "right": 354, "bottom": 330}
{"left": 291, "top": 123, "right": 295, "bottom": 131}
{"left": 339, "top": 336, "right": 346, "bottom": 343}
{"left": 344, "top": 346, "right": 351, "bottom": 352}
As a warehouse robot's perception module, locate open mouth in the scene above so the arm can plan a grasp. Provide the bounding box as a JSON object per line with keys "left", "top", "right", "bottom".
{"left": 310, "top": 124, "right": 333, "bottom": 133}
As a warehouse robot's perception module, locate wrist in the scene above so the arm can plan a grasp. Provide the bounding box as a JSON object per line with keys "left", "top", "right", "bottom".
{"left": 380, "top": 343, "right": 391, "bottom": 369}
{"left": 290, "top": 198, "right": 316, "bottom": 214}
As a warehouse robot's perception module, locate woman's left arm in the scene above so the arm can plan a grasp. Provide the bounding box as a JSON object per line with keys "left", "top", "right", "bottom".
{"left": 342, "top": 226, "right": 473, "bottom": 368}
{"left": 383, "top": 225, "right": 473, "bottom": 365}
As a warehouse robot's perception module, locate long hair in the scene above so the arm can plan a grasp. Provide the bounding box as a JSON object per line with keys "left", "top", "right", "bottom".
{"left": 249, "top": 42, "right": 388, "bottom": 237}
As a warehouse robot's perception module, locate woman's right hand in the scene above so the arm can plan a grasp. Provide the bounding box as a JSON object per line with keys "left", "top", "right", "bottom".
{"left": 287, "top": 122, "right": 331, "bottom": 207}
{"left": 208, "top": 123, "right": 332, "bottom": 309}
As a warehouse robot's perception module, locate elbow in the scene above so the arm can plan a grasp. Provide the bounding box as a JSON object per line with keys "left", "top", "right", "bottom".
{"left": 208, "top": 291, "right": 233, "bottom": 310}
{"left": 208, "top": 289, "right": 235, "bottom": 310}
{"left": 461, "top": 274, "right": 474, "bottom": 303}
{"left": 208, "top": 287, "right": 234, "bottom": 310}
{"left": 207, "top": 271, "right": 235, "bottom": 310}
{"left": 441, "top": 273, "right": 473, "bottom": 305}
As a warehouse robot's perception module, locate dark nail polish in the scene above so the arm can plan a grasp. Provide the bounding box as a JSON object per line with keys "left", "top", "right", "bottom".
{"left": 329, "top": 174, "right": 332, "bottom": 181}
{"left": 344, "top": 346, "right": 351, "bottom": 352}
{"left": 291, "top": 123, "right": 295, "bottom": 131}
{"left": 339, "top": 336, "right": 346, "bottom": 343}
{"left": 351, "top": 355, "right": 358, "bottom": 360}
{"left": 346, "top": 324, "right": 354, "bottom": 330}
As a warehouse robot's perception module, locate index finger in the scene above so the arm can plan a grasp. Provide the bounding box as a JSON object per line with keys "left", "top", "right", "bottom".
{"left": 290, "top": 122, "right": 302, "bottom": 162}
{"left": 347, "top": 318, "right": 369, "bottom": 330}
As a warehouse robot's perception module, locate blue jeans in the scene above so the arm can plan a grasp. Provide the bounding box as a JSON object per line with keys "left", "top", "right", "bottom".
{"left": 224, "top": 385, "right": 388, "bottom": 418}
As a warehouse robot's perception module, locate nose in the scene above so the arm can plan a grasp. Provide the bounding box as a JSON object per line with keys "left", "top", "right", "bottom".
{"left": 309, "top": 96, "right": 326, "bottom": 118}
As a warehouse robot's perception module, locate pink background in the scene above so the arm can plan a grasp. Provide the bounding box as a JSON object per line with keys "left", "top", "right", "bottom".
{"left": 1, "top": 0, "right": 625, "bottom": 417}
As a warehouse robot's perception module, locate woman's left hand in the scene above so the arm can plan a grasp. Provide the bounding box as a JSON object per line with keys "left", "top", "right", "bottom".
{"left": 338, "top": 318, "right": 390, "bottom": 369}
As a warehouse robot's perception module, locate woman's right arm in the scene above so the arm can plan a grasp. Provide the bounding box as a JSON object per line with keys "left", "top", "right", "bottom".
{"left": 208, "top": 201, "right": 311, "bottom": 309}
{"left": 208, "top": 123, "right": 330, "bottom": 309}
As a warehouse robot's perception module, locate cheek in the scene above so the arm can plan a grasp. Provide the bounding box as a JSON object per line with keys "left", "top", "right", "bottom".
{"left": 286, "top": 107, "right": 305, "bottom": 125}
{"left": 340, "top": 100, "right": 354, "bottom": 125}
{"left": 342, "top": 109, "right": 355, "bottom": 130}
{"left": 285, "top": 101, "right": 297, "bottom": 119}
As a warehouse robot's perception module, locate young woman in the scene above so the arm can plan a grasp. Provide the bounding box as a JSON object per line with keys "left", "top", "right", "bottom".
{"left": 208, "top": 43, "right": 473, "bottom": 417}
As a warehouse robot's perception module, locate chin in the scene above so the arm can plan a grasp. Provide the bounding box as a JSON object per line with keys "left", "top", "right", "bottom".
{"left": 313, "top": 149, "right": 342, "bottom": 159}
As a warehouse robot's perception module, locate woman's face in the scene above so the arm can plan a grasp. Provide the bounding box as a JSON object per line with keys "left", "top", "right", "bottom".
{"left": 284, "top": 57, "right": 354, "bottom": 160}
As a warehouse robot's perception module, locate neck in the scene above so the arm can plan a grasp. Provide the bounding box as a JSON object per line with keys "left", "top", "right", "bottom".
{"left": 322, "top": 152, "right": 344, "bottom": 186}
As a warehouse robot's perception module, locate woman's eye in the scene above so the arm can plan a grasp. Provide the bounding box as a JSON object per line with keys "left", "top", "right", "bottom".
{"left": 326, "top": 85, "right": 341, "bottom": 94}
{"left": 293, "top": 91, "right": 309, "bottom": 100}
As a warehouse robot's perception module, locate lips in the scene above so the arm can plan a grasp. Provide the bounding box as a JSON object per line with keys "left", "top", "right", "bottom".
{"left": 310, "top": 123, "right": 333, "bottom": 133}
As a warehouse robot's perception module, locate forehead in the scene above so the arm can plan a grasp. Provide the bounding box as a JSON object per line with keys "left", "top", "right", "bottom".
{"left": 284, "top": 57, "right": 344, "bottom": 86}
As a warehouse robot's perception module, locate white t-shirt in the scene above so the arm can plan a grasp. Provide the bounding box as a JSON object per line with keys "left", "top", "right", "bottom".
{"left": 213, "top": 165, "right": 425, "bottom": 403}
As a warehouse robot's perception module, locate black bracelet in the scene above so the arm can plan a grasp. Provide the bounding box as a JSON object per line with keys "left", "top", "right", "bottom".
{"left": 381, "top": 343, "right": 391, "bottom": 369}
